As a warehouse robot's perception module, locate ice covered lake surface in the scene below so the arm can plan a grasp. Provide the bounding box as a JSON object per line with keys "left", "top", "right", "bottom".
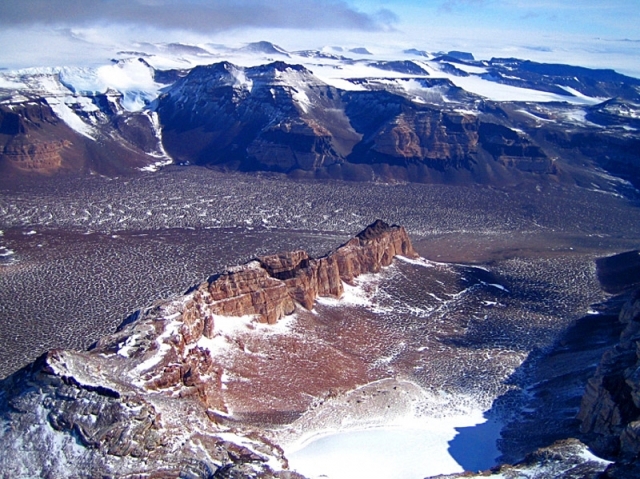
{"left": 286, "top": 415, "right": 503, "bottom": 479}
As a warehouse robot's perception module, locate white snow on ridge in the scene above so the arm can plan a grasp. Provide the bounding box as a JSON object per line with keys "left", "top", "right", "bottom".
{"left": 315, "top": 275, "right": 379, "bottom": 308}
{"left": 46, "top": 97, "right": 95, "bottom": 138}
{"left": 447, "top": 63, "right": 488, "bottom": 75}
{"left": 291, "top": 87, "right": 311, "bottom": 113}
{"left": 425, "top": 65, "right": 601, "bottom": 104}
{"left": 61, "top": 60, "right": 161, "bottom": 112}
{"left": 558, "top": 85, "right": 606, "bottom": 103}
{"left": 2, "top": 60, "right": 162, "bottom": 112}
{"left": 0, "top": 77, "right": 26, "bottom": 89}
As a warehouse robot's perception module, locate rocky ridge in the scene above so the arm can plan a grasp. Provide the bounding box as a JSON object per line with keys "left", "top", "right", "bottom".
{"left": 0, "top": 220, "right": 415, "bottom": 478}
{"left": 157, "top": 62, "right": 558, "bottom": 183}
{"left": 578, "top": 282, "right": 640, "bottom": 477}
{"left": 2, "top": 46, "right": 639, "bottom": 191}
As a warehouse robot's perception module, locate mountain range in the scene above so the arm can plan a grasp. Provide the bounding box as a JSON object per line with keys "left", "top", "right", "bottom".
{"left": 2, "top": 41, "right": 640, "bottom": 479}
{"left": 1, "top": 41, "right": 639, "bottom": 194}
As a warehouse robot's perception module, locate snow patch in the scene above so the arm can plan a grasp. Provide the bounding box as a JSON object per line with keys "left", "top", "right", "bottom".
{"left": 315, "top": 274, "right": 379, "bottom": 308}
{"left": 483, "top": 282, "right": 510, "bottom": 293}
{"left": 448, "top": 63, "right": 488, "bottom": 75}
{"left": 396, "top": 255, "right": 438, "bottom": 268}
{"left": 291, "top": 88, "right": 312, "bottom": 113}
{"left": 578, "top": 447, "right": 613, "bottom": 466}
{"left": 284, "top": 380, "right": 500, "bottom": 479}
{"left": 117, "top": 334, "right": 140, "bottom": 358}
{"left": 0, "top": 76, "right": 27, "bottom": 89}
{"left": 132, "top": 318, "right": 182, "bottom": 374}
{"left": 46, "top": 97, "right": 95, "bottom": 138}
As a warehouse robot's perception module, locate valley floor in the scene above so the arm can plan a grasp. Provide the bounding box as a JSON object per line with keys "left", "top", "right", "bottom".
{"left": 1, "top": 168, "right": 640, "bottom": 476}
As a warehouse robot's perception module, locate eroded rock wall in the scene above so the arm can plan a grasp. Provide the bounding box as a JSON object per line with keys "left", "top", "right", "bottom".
{"left": 578, "top": 289, "right": 640, "bottom": 460}
{"left": 198, "top": 219, "right": 417, "bottom": 323}
{"left": 0, "top": 219, "right": 415, "bottom": 478}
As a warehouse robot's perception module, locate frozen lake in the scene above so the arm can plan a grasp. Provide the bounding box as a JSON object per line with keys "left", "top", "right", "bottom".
{"left": 286, "top": 414, "right": 501, "bottom": 479}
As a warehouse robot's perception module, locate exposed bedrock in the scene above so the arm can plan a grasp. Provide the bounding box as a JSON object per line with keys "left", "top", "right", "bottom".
{"left": 0, "top": 220, "right": 415, "bottom": 478}
{"left": 575, "top": 251, "right": 640, "bottom": 477}
{"left": 0, "top": 96, "right": 166, "bottom": 176}
{"left": 0, "top": 101, "right": 69, "bottom": 173}
{"left": 578, "top": 288, "right": 640, "bottom": 459}
{"left": 156, "top": 62, "right": 558, "bottom": 183}
{"left": 348, "top": 109, "right": 480, "bottom": 170}
{"left": 196, "top": 219, "right": 416, "bottom": 323}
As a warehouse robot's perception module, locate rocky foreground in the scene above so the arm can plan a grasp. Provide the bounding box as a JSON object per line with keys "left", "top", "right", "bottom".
{"left": 0, "top": 220, "right": 416, "bottom": 477}
{"left": 2, "top": 219, "right": 640, "bottom": 478}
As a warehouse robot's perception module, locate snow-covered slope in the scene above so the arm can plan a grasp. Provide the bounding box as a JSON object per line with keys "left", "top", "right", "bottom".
{"left": 1, "top": 40, "right": 639, "bottom": 191}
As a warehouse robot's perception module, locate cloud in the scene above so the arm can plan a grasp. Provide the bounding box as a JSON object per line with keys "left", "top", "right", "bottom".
{"left": 0, "top": 0, "right": 397, "bottom": 32}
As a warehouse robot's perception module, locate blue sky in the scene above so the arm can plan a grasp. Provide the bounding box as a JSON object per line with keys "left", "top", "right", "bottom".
{"left": 0, "top": 0, "right": 638, "bottom": 76}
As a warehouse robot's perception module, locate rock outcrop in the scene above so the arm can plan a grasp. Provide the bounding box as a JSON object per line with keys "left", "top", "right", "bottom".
{"left": 578, "top": 288, "right": 640, "bottom": 458}
{"left": 351, "top": 109, "right": 480, "bottom": 170}
{"left": 155, "top": 60, "right": 564, "bottom": 184}
{"left": 0, "top": 220, "right": 415, "bottom": 478}
{"left": 0, "top": 101, "right": 70, "bottom": 173}
{"left": 188, "top": 219, "right": 416, "bottom": 324}
{"left": 576, "top": 251, "right": 640, "bottom": 476}
{"left": 0, "top": 93, "right": 168, "bottom": 177}
{"left": 156, "top": 61, "right": 360, "bottom": 171}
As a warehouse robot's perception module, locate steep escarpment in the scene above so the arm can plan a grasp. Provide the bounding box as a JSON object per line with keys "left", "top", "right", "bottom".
{"left": 186, "top": 219, "right": 416, "bottom": 324}
{"left": 0, "top": 220, "right": 414, "bottom": 478}
{"left": 155, "top": 61, "right": 560, "bottom": 184}
{"left": 156, "top": 61, "right": 360, "bottom": 171}
{"left": 0, "top": 100, "right": 71, "bottom": 173}
{"left": 578, "top": 284, "right": 640, "bottom": 477}
{"left": 0, "top": 97, "right": 166, "bottom": 176}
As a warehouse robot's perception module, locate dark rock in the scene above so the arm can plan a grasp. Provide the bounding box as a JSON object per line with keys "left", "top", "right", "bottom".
{"left": 448, "top": 51, "right": 475, "bottom": 62}
{"left": 578, "top": 285, "right": 640, "bottom": 460}
{"left": 596, "top": 251, "right": 640, "bottom": 294}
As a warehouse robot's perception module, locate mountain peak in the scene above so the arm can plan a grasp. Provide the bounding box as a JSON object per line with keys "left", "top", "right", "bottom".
{"left": 241, "top": 41, "right": 290, "bottom": 56}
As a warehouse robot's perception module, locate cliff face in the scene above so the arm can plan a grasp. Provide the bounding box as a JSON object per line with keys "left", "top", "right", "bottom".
{"left": 578, "top": 288, "right": 640, "bottom": 458}
{"left": 353, "top": 110, "right": 480, "bottom": 170}
{"left": 576, "top": 251, "right": 640, "bottom": 476}
{"left": 156, "top": 61, "right": 360, "bottom": 171}
{"left": 193, "top": 219, "right": 416, "bottom": 323}
{"left": 155, "top": 61, "right": 561, "bottom": 183}
{"left": 0, "top": 101, "right": 70, "bottom": 173}
{"left": 0, "top": 95, "right": 168, "bottom": 177}
{"left": 0, "top": 220, "right": 415, "bottom": 478}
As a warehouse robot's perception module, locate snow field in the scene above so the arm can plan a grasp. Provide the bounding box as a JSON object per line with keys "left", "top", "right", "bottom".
{"left": 283, "top": 381, "right": 501, "bottom": 479}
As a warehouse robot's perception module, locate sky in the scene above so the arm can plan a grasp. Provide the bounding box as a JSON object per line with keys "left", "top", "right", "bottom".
{"left": 1, "top": 0, "right": 639, "bottom": 76}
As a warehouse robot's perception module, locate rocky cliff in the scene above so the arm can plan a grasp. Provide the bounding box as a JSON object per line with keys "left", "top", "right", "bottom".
{"left": 154, "top": 61, "right": 563, "bottom": 184}
{"left": 3, "top": 55, "right": 639, "bottom": 190}
{"left": 563, "top": 250, "right": 640, "bottom": 478}
{"left": 578, "top": 287, "right": 640, "bottom": 473}
{"left": 0, "top": 220, "right": 415, "bottom": 478}
{"left": 0, "top": 92, "right": 168, "bottom": 176}
{"left": 156, "top": 61, "right": 360, "bottom": 171}
{"left": 186, "top": 219, "right": 416, "bottom": 324}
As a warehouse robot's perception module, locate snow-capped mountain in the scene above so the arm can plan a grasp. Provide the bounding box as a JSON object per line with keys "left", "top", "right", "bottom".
{"left": 2, "top": 41, "right": 640, "bottom": 479}
{"left": 1, "top": 41, "right": 638, "bottom": 192}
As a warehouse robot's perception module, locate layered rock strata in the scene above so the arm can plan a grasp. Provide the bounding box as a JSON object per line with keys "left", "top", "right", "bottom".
{"left": 194, "top": 219, "right": 416, "bottom": 323}
{"left": 0, "top": 220, "right": 415, "bottom": 478}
